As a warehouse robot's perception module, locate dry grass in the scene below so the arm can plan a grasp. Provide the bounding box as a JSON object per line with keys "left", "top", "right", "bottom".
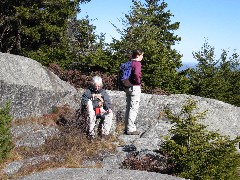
{"left": 2, "top": 105, "right": 124, "bottom": 179}
{"left": 0, "top": 150, "right": 22, "bottom": 179}
{"left": 12, "top": 115, "right": 58, "bottom": 128}
{"left": 9, "top": 129, "right": 118, "bottom": 178}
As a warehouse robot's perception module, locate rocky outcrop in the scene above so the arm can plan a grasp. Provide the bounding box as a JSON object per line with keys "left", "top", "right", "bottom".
{"left": 1, "top": 53, "right": 239, "bottom": 139}
{"left": 1, "top": 53, "right": 240, "bottom": 180}
{"left": 5, "top": 91, "right": 240, "bottom": 179}
{"left": 109, "top": 91, "right": 240, "bottom": 140}
{"left": 0, "top": 52, "right": 80, "bottom": 119}
{"left": 16, "top": 168, "right": 185, "bottom": 180}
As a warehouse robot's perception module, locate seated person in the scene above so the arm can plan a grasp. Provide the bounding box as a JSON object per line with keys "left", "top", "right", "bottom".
{"left": 81, "top": 76, "right": 113, "bottom": 138}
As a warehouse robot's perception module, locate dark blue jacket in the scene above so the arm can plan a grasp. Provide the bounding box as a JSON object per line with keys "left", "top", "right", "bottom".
{"left": 81, "top": 86, "right": 112, "bottom": 110}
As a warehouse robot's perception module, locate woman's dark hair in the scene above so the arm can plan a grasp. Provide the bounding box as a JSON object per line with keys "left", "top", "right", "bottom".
{"left": 131, "top": 49, "right": 143, "bottom": 59}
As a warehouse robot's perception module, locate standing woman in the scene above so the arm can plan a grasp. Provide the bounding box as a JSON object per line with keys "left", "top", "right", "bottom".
{"left": 125, "top": 49, "right": 144, "bottom": 135}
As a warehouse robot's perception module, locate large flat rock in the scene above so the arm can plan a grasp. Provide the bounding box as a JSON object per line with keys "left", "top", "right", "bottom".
{"left": 17, "top": 168, "right": 185, "bottom": 180}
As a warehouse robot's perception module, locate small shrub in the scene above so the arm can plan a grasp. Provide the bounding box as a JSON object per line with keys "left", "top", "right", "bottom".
{"left": 0, "top": 102, "right": 13, "bottom": 163}
{"left": 121, "top": 150, "right": 174, "bottom": 174}
{"left": 47, "top": 63, "right": 170, "bottom": 94}
{"left": 160, "top": 99, "right": 240, "bottom": 179}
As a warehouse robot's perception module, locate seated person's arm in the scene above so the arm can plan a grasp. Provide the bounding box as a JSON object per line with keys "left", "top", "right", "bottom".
{"left": 81, "top": 89, "right": 92, "bottom": 107}
{"left": 101, "top": 90, "right": 112, "bottom": 112}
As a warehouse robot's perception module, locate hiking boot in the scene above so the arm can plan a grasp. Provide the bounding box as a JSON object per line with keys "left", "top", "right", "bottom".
{"left": 126, "top": 131, "right": 140, "bottom": 135}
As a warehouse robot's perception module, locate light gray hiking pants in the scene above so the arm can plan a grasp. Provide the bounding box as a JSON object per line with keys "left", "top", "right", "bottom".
{"left": 87, "top": 100, "right": 113, "bottom": 136}
{"left": 125, "top": 86, "right": 141, "bottom": 133}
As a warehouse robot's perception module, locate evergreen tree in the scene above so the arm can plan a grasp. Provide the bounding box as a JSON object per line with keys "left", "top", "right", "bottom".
{"left": 67, "top": 17, "right": 115, "bottom": 73}
{"left": 188, "top": 41, "right": 240, "bottom": 106}
{"left": 110, "top": 0, "right": 189, "bottom": 93}
{"left": 0, "top": 0, "right": 91, "bottom": 68}
{"left": 160, "top": 99, "right": 240, "bottom": 179}
{"left": 0, "top": 102, "right": 13, "bottom": 163}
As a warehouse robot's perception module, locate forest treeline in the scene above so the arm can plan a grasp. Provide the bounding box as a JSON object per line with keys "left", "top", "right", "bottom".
{"left": 1, "top": 0, "right": 239, "bottom": 106}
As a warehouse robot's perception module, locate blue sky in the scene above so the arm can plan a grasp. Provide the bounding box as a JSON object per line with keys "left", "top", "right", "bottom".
{"left": 78, "top": 0, "right": 240, "bottom": 63}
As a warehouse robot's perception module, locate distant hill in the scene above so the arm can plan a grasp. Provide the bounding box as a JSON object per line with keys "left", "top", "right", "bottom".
{"left": 178, "top": 61, "right": 197, "bottom": 71}
{"left": 178, "top": 61, "right": 240, "bottom": 71}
